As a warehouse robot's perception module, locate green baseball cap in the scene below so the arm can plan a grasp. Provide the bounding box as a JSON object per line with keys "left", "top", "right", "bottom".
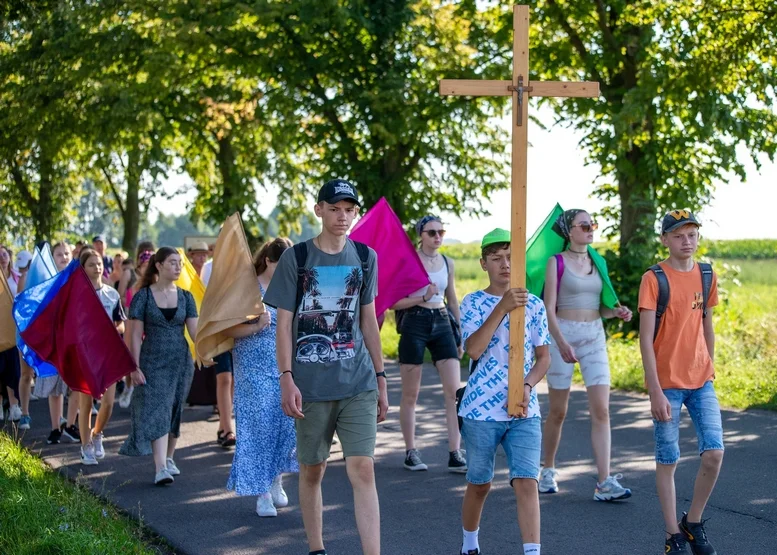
{"left": 481, "top": 228, "right": 511, "bottom": 249}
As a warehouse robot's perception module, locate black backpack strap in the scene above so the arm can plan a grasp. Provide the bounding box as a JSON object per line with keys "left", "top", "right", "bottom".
{"left": 293, "top": 242, "right": 308, "bottom": 315}
{"left": 699, "top": 263, "right": 713, "bottom": 318}
{"left": 350, "top": 240, "right": 370, "bottom": 297}
{"left": 649, "top": 264, "right": 670, "bottom": 342}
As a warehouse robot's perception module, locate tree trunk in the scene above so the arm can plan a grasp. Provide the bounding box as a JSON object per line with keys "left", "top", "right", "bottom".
{"left": 33, "top": 150, "right": 56, "bottom": 243}
{"left": 122, "top": 149, "right": 142, "bottom": 252}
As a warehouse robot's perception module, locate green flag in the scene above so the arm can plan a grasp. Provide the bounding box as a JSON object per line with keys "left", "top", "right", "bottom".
{"left": 525, "top": 204, "right": 619, "bottom": 309}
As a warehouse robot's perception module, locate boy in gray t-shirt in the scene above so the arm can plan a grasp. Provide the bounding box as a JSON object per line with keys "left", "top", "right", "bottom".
{"left": 264, "top": 179, "right": 387, "bottom": 555}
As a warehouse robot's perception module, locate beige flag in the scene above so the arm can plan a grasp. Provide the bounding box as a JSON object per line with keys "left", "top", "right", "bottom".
{"left": 0, "top": 269, "right": 16, "bottom": 351}
{"left": 195, "top": 213, "right": 264, "bottom": 365}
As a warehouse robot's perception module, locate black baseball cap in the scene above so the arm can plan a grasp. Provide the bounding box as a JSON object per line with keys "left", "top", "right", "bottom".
{"left": 661, "top": 209, "right": 701, "bottom": 234}
{"left": 317, "top": 179, "right": 360, "bottom": 206}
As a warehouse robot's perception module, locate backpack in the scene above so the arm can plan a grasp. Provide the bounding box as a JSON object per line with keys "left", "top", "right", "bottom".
{"left": 540, "top": 253, "right": 565, "bottom": 309}
{"left": 293, "top": 239, "right": 370, "bottom": 315}
{"left": 649, "top": 262, "right": 713, "bottom": 341}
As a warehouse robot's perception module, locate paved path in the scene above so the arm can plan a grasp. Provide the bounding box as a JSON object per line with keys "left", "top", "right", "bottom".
{"left": 12, "top": 364, "right": 777, "bottom": 554}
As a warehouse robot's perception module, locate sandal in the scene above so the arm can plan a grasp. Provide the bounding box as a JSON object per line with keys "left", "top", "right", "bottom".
{"left": 217, "top": 430, "right": 225, "bottom": 445}
{"left": 221, "top": 431, "right": 236, "bottom": 448}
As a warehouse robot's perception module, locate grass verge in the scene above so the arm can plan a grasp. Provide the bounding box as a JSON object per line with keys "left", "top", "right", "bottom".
{"left": 0, "top": 431, "right": 170, "bottom": 555}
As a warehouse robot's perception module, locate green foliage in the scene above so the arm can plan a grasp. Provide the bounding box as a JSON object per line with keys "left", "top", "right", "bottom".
{"left": 463, "top": 1, "right": 777, "bottom": 328}
{"left": 705, "top": 239, "right": 777, "bottom": 260}
{"left": 0, "top": 431, "right": 164, "bottom": 554}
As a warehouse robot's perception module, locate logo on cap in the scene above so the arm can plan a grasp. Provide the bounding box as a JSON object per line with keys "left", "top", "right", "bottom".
{"left": 333, "top": 182, "right": 354, "bottom": 196}
{"left": 668, "top": 209, "right": 691, "bottom": 221}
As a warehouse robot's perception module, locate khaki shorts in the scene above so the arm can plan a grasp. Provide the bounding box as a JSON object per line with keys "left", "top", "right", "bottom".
{"left": 296, "top": 389, "right": 378, "bottom": 465}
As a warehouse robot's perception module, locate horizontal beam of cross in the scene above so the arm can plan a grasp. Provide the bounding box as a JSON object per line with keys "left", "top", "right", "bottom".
{"left": 439, "top": 79, "right": 600, "bottom": 98}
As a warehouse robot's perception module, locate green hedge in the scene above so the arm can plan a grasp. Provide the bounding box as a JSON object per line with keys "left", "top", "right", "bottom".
{"left": 705, "top": 239, "right": 777, "bottom": 260}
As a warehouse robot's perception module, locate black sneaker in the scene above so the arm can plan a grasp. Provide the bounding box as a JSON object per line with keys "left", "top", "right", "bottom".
{"left": 47, "top": 429, "right": 62, "bottom": 444}
{"left": 448, "top": 449, "right": 468, "bottom": 474}
{"left": 404, "top": 449, "right": 428, "bottom": 471}
{"left": 665, "top": 533, "right": 690, "bottom": 554}
{"left": 679, "top": 513, "right": 717, "bottom": 555}
{"left": 61, "top": 424, "right": 81, "bottom": 443}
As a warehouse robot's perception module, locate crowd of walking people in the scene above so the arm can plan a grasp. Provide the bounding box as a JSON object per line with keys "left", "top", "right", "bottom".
{"left": 1, "top": 180, "right": 724, "bottom": 555}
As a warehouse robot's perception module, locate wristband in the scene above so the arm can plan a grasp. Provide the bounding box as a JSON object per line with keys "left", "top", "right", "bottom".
{"left": 280, "top": 370, "right": 293, "bottom": 379}
{"left": 524, "top": 381, "right": 533, "bottom": 391}
{"left": 375, "top": 371, "right": 387, "bottom": 379}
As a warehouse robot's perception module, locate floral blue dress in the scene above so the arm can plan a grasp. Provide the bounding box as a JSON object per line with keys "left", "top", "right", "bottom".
{"left": 227, "top": 285, "right": 298, "bottom": 496}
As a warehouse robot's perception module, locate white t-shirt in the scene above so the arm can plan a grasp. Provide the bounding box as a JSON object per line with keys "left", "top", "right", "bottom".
{"left": 458, "top": 291, "right": 550, "bottom": 421}
{"left": 201, "top": 260, "right": 212, "bottom": 286}
{"left": 96, "top": 285, "right": 125, "bottom": 322}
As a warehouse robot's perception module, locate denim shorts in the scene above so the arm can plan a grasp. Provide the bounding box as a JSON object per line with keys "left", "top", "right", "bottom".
{"left": 398, "top": 307, "right": 458, "bottom": 365}
{"left": 461, "top": 417, "right": 541, "bottom": 485}
{"left": 653, "top": 381, "right": 724, "bottom": 465}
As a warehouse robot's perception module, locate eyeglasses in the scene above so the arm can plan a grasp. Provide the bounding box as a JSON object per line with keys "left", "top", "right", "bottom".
{"left": 424, "top": 229, "right": 446, "bottom": 238}
{"left": 571, "top": 222, "right": 598, "bottom": 233}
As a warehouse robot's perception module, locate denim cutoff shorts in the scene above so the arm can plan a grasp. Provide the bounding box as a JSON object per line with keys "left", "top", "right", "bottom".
{"left": 653, "top": 381, "right": 724, "bottom": 465}
{"left": 461, "top": 417, "right": 541, "bottom": 485}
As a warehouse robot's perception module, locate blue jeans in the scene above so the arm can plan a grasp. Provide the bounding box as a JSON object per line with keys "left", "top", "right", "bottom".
{"left": 653, "top": 381, "right": 724, "bottom": 465}
{"left": 461, "top": 417, "right": 541, "bottom": 484}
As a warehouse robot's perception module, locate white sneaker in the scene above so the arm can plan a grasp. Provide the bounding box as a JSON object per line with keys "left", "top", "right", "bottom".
{"left": 166, "top": 458, "right": 180, "bottom": 476}
{"left": 594, "top": 473, "right": 632, "bottom": 501}
{"left": 118, "top": 386, "right": 134, "bottom": 409}
{"left": 256, "top": 493, "right": 277, "bottom": 517}
{"left": 80, "top": 443, "right": 98, "bottom": 466}
{"left": 9, "top": 404, "right": 22, "bottom": 422}
{"left": 154, "top": 469, "right": 174, "bottom": 486}
{"left": 538, "top": 467, "right": 559, "bottom": 494}
{"left": 93, "top": 432, "right": 105, "bottom": 459}
{"left": 270, "top": 475, "right": 288, "bottom": 508}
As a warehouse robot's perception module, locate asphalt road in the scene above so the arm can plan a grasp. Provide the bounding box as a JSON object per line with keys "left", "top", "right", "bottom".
{"left": 12, "top": 363, "right": 777, "bottom": 555}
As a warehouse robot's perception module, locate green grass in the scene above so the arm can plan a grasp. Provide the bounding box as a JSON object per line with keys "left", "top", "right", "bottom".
{"left": 381, "top": 254, "right": 777, "bottom": 411}
{"left": 0, "top": 431, "right": 167, "bottom": 555}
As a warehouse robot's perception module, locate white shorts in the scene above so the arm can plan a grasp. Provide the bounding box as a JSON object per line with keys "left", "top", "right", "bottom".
{"left": 546, "top": 319, "right": 610, "bottom": 390}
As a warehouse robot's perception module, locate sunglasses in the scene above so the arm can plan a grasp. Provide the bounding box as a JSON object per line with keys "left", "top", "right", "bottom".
{"left": 571, "top": 222, "right": 599, "bottom": 233}
{"left": 424, "top": 229, "right": 446, "bottom": 238}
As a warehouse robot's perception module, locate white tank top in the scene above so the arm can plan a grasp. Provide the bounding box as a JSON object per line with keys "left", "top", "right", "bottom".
{"left": 410, "top": 257, "right": 449, "bottom": 303}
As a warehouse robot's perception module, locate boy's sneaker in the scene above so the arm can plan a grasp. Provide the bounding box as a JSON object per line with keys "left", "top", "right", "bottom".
{"left": 679, "top": 513, "right": 717, "bottom": 555}
{"left": 47, "top": 429, "right": 62, "bottom": 444}
{"left": 80, "top": 443, "right": 98, "bottom": 466}
{"left": 594, "top": 473, "right": 632, "bottom": 501}
{"left": 93, "top": 432, "right": 105, "bottom": 459}
{"left": 60, "top": 424, "right": 81, "bottom": 443}
{"left": 404, "top": 449, "right": 428, "bottom": 471}
{"left": 9, "top": 404, "right": 22, "bottom": 422}
{"left": 538, "top": 467, "right": 559, "bottom": 494}
{"left": 448, "top": 450, "right": 468, "bottom": 474}
{"left": 665, "top": 533, "right": 690, "bottom": 554}
{"left": 18, "top": 415, "right": 31, "bottom": 430}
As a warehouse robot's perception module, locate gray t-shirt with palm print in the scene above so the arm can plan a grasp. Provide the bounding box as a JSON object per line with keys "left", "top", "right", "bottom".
{"left": 264, "top": 239, "right": 378, "bottom": 402}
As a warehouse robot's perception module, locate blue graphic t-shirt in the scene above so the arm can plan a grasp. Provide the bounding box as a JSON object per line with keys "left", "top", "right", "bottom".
{"left": 458, "top": 291, "right": 550, "bottom": 421}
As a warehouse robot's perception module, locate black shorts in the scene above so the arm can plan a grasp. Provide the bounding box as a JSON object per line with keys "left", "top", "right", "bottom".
{"left": 0, "top": 347, "right": 20, "bottom": 399}
{"left": 398, "top": 307, "right": 458, "bottom": 365}
{"left": 213, "top": 351, "right": 234, "bottom": 375}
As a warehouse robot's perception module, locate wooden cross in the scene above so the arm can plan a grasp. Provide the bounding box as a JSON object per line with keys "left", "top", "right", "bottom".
{"left": 440, "top": 5, "right": 599, "bottom": 415}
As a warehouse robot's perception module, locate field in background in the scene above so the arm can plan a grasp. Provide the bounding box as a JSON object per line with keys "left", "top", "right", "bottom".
{"left": 380, "top": 242, "right": 777, "bottom": 411}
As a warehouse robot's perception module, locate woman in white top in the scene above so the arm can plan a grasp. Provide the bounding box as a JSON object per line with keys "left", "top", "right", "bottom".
{"left": 0, "top": 244, "right": 22, "bottom": 423}
{"left": 540, "top": 209, "right": 633, "bottom": 501}
{"left": 391, "top": 215, "right": 466, "bottom": 473}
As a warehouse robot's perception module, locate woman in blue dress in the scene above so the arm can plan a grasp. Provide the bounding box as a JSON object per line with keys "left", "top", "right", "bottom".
{"left": 224, "top": 238, "right": 298, "bottom": 518}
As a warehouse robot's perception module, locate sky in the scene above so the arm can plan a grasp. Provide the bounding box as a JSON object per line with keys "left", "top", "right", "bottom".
{"left": 156, "top": 104, "right": 777, "bottom": 242}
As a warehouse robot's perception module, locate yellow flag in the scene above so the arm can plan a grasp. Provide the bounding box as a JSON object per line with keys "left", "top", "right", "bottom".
{"left": 195, "top": 213, "right": 264, "bottom": 365}
{"left": 175, "top": 248, "right": 206, "bottom": 359}
{"left": 0, "top": 270, "right": 16, "bottom": 351}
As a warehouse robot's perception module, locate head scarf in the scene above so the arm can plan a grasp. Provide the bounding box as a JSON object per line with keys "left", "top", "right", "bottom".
{"left": 137, "top": 250, "right": 154, "bottom": 266}
{"left": 415, "top": 215, "right": 442, "bottom": 236}
{"left": 552, "top": 209, "right": 586, "bottom": 240}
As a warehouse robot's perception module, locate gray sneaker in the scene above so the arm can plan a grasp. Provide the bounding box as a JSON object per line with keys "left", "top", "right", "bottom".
{"left": 448, "top": 449, "right": 468, "bottom": 474}
{"left": 594, "top": 473, "right": 632, "bottom": 501}
{"left": 93, "top": 432, "right": 105, "bottom": 459}
{"left": 166, "top": 458, "right": 180, "bottom": 476}
{"left": 404, "top": 449, "right": 428, "bottom": 471}
{"left": 538, "top": 467, "right": 559, "bottom": 493}
{"left": 80, "top": 443, "right": 98, "bottom": 466}
{"left": 154, "top": 469, "right": 174, "bottom": 486}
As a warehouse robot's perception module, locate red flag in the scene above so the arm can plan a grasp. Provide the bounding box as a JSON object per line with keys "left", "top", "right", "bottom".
{"left": 19, "top": 262, "right": 135, "bottom": 399}
{"left": 350, "top": 197, "right": 430, "bottom": 318}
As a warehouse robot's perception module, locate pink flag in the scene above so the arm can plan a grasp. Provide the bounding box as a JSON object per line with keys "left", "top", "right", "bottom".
{"left": 350, "top": 197, "right": 429, "bottom": 319}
